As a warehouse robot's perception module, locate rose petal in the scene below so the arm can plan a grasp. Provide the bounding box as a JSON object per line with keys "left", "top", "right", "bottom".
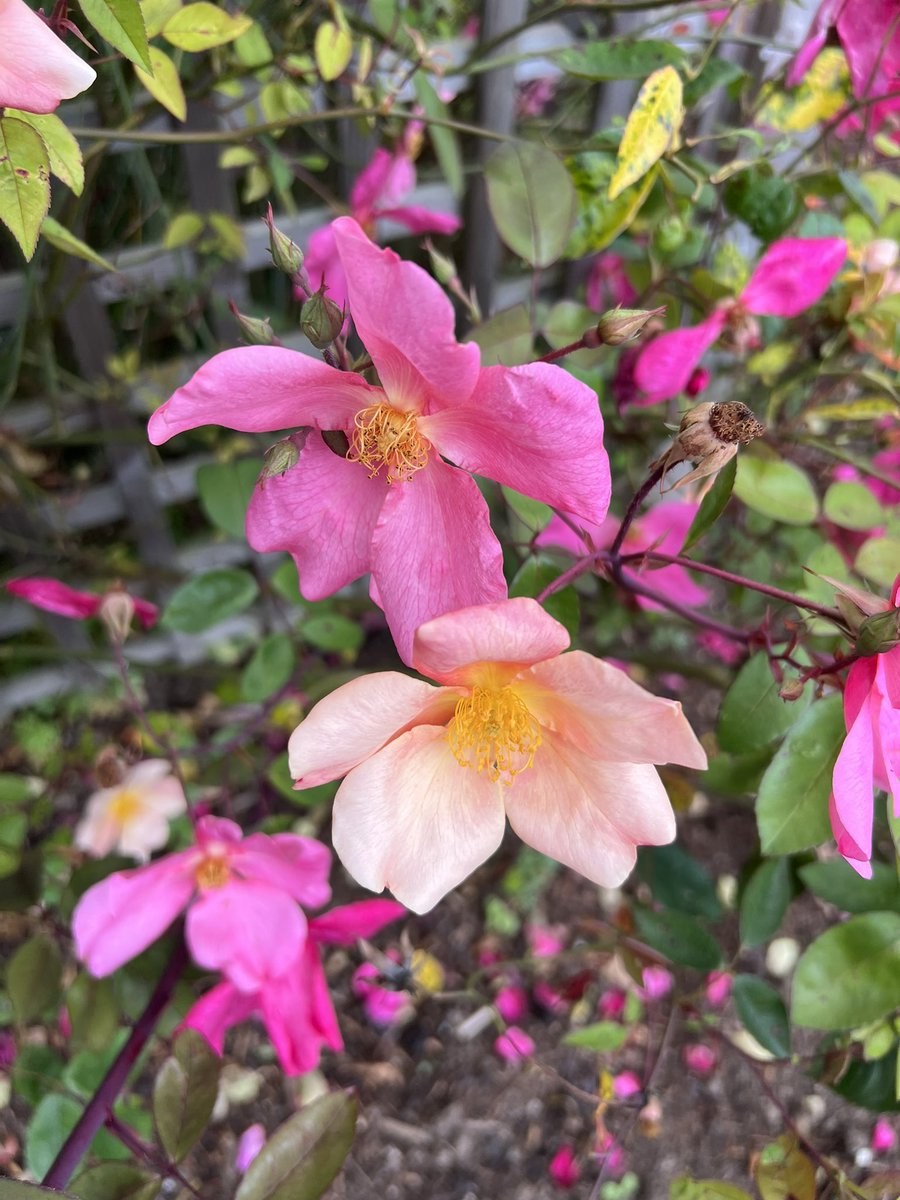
{"left": 831, "top": 694, "right": 876, "bottom": 874}
{"left": 183, "top": 980, "right": 258, "bottom": 1055}
{"left": 0, "top": 0, "right": 95, "bottom": 113}
{"left": 304, "top": 222, "right": 347, "bottom": 309}
{"left": 379, "top": 205, "right": 462, "bottom": 236}
{"left": 352, "top": 148, "right": 414, "bottom": 215}
{"left": 236, "top": 832, "right": 333, "bottom": 909}
{"left": 310, "top": 899, "right": 406, "bottom": 945}
{"left": 332, "top": 725, "right": 507, "bottom": 913}
{"left": 6, "top": 577, "right": 101, "bottom": 620}
{"left": 741, "top": 238, "right": 846, "bottom": 317}
{"left": 421, "top": 361, "right": 611, "bottom": 524}
{"left": 633, "top": 312, "right": 727, "bottom": 404}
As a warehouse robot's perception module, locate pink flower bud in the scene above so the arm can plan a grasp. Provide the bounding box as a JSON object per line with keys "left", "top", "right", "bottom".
{"left": 494, "top": 1026, "right": 535, "bottom": 1062}
{"left": 613, "top": 1070, "right": 643, "bottom": 1100}
{"left": 235, "top": 1124, "right": 266, "bottom": 1172}
{"left": 98, "top": 589, "right": 136, "bottom": 644}
{"left": 598, "top": 988, "right": 627, "bottom": 1019}
{"left": 527, "top": 924, "right": 565, "bottom": 958}
{"left": 596, "top": 1131, "right": 626, "bottom": 1177}
{"left": 640, "top": 966, "right": 674, "bottom": 1001}
{"left": 548, "top": 1145, "right": 581, "bottom": 1188}
{"left": 683, "top": 1043, "right": 717, "bottom": 1075}
{"left": 872, "top": 1117, "right": 897, "bottom": 1154}
{"left": 705, "top": 971, "right": 732, "bottom": 1008}
{"left": 495, "top": 985, "right": 528, "bottom": 1023}
{"left": 533, "top": 981, "right": 567, "bottom": 1015}
{"left": 686, "top": 367, "right": 710, "bottom": 398}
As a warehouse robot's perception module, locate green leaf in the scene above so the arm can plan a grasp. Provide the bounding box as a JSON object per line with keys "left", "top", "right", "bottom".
{"left": 832, "top": 1048, "right": 900, "bottom": 1112}
{"left": 734, "top": 454, "right": 819, "bottom": 525}
{"left": 557, "top": 40, "right": 685, "bottom": 81}
{"left": 609, "top": 66, "right": 684, "bottom": 200}
{"left": 0, "top": 773, "right": 34, "bottom": 805}
{"left": 856, "top": 536, "right": 900, "bottom": 591}
{"left": 25, "top": 1095, "right": 83, "bottom": 1179}
{"left": 66, "top": 974, "right": 120, "bottom": 1052}
{"left": 314, "top": 20, "right": 352, "bottom": 81}
{"left": 823, "top": 480, "right": 885, "bottom": 531}
{"left": 412, "top": 72, "right": 462, "bottom": 197}
{"left": 739, "top": 858, "right": 793, "bottom": 947}
{"left": 0, "top": 810, "right": 27, "bottom": 878}
{"left": 467, "top": 305, "right": 533, "bottom": 367}
{"left": 162, "top": 568, "right": 259, "bottom": 633}
{"left": 41, "top": 218, "right": 117, "bottom": 272}
{"left": 196, "top": 459, "right": 259, "bottom": 538}
{"left": 717, "top": 653, "right": 807, "bottom": 754}
{"left": 566, "top": 151, "right": 658, "bottom": 257}
{"left": 670, "top": 1178, "right": 753, "bottom": 1200}
{"left": 794, "top": 912, "right": 900, "bottom": 1030}
{"left": 754, "top": 1135, "right": 816, "bottom": 1200}
{"left": 682, "top": 59, "right": 747, "bottom": 106}
{"left": 0, "top": 116, "right": 50, "bottom": 261}
{"left": 484, "top": 141, "right": 577, "bottom": 268}
{"left": 682, "top": 457, "right": 736, "bottom": 552}
{"left": 70, "top": 1163, "right": 159, "bottom": 1200}
{"left": 733, "top": 975, "right": 790, "bottom": 1058}
{"left": 301, "top": 614, "right": 363, "bottom": 657}
{"left": 0, "top": 1184, "right": 77, "bottom": 1199}
{"left": 798, "top": 859, "right": 900, "bottom": 913}
{"left": 235, "top": 1091, "right": 357, "bottom": 1200}
{"left": 77, "top": 0, "right": 151, "bottom": 70}
{"left": 509, "top": 557, "right": 580, "bottom": 641}
{"left": 636, "top": 844, "right": 722, "bottom": 920}
{"left": 135, "top": 46, "right": 187, "bottom": 121}
{"left": 162, "top": 1, "right": 252, "bottom": 50}
{"left": 141, "top": 0, "right": 181, "bottom": 37}
{"left": 564, "top": 1021, "right": 629, "bottom": 1051}
{"left": 7, "top": 936, "right": 62, "bottom": 1024}
{"left": 632, "top": 906, "right": 722, "bottom": 971}
{"left": 502, "top": 486, "right": 552, "bottom": 534}
{"left": 241, "top": 633, "right": 295, "bottom": 703}
{"left": 153, "top": 1028, "right": 221, "bottom": 1163}
{"left": 723, "top": 170, "right": 800, "bottom": 242}
{"left": 756, "top": 695, "right": 845, "bottom": 855}
{"left": 8, "top": 111, "right": 84, "bottom": 196}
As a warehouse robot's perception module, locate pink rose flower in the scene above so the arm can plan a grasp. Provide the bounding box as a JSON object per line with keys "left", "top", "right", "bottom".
{"left": 185, "top": 898, "right": 404, "bottom": 1075}
{"left": 73, "top": 816, "right": 331, "bottom": 987}
{"left": 0, "top": 0, "right": 95, "bottom": 113}
{"left": 831, "top": 574, "right": 900, "bottom": 878}
{"left": 289, "top": 598, "right": 706, "bottom": 913}
{"left": 634, "top": 238, "right": 846, "bottom": 404}
{"left": 494, "top": 1025, "right": 534, "bottom": 1062}
{"left": 149, "top": 220, "right": 611, "bottom": 663}
{"left": 6, "top": 578, "right": 158, "bottom": 633}
{"left": 74, "top": 759, "right": 187, "bottom": 862}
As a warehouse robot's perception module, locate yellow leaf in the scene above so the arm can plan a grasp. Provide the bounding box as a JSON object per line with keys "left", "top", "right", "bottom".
{"left": 315, "top": 20, "right": 352, "bottom": 82}
{"left": 141, "top": 0, "right": 181, "bottom": 38}
{"left": 162, "top": 2, "right": 252, "bottom": 51}
{"left": 135, "top": 46, "right": 187, "bottom": 121}
{"left": 757, "top": 48, "right": 848, "bottom": 132}
{"left": 754, "top": 1134, "right": 816, "bottom": 1200}
{"left": 41, "top": 217, "right": 116, "bottom": 271}
{"left": 609, "top": 65, "right": 683, "bottom": 200}
{"left": 7, "top": 110, "right": 84, "bottom": 196}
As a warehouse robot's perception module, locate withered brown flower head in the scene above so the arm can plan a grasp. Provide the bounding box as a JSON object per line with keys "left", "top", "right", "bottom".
{"left": 708, "top": 401, "right": 766, "bottom": 446}
{"left": 651, "top": 400, "right": 765, "bottom": 491}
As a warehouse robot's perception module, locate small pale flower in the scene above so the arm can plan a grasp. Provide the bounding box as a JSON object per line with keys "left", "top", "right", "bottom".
{"left": 75, "top": 759, "right": 186, "bottom": 862}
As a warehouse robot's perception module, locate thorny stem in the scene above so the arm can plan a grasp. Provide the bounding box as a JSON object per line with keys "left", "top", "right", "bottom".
{"left": 607, "top": 559, "right": 751, "bottom": 642}
{"left": 538, "top": 337, "right": 590, "bottom": 364}
{"left": 105, "top": 1113, "right": 205, "bottom": 1199}
{"left": 42, "top": 937, "right": 189, "bottom": 1190}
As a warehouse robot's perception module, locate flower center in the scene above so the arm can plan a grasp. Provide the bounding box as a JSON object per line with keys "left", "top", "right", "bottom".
{"left": 447, "top": 686, "right": 542, "bottom": 784}
{"left": 348, "top": 403, "right": 430, "bottom": 483}
{"left": 108, "top": 789, "right": 141, "bottom": 824}
{"left": 195, "top": 856, "right": 231, "bottom": 889}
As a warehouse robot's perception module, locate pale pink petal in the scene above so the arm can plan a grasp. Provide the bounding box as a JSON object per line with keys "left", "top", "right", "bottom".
{"left": 117, "top": 811, "right": 174, "bottom": 861}
{"left": 124, "top": 759, "right": 172, "bottom": 787}
{"left": 147, "top": 347, "right": 377, "bottom": 445}
{"left": 186, "top": 879, "right": 307, "bottom": 991}
{"left": 831, "top": 695, "right": 876, "bottom": 875}
{"left": 520, "top": 651, "right": 707, "bottom": 768}
{"left": 0, "top": 0, "right": 95, "bottom": 113}
{"left": 420, "top": 362, "right": 611, "bottom": 524}
{"left": 235, "top": 833, "right": 332, "bottom": 909}
{"left": 504, "top": 736, "right": 676, "bottom": 887}
{"left": 741, "top": 238, "right": 847, "bottom": 317}
{"left": 352, "top": 148, "right": 414, "bottom": 215}
{"left": 73, "top": 854, "right": 196, "bottom": 976}
{"left": 370, "top": 459, "right": 507, "bottom": 666}
{"left": 310, "top": 899, "right": 406, "bottom": 945}
{"left": 245, "top": 432, "right": 387, "bottom": 599}
{"left": 183, "top": 980, "right": 258, "bottom": 1055}
{"left": 6, "top": 577, "right": 100, "bottom": 619}
{"left": 332, "top": 217, "right": 481, "bottom": 410}
{"left": 633, "top": 312, "right": 727, "bottom": 404}
{"left": 304, "top": 222, "right": 347, "bottom": 310}
{"left": 289, "top": 672, "right": 445, "bottom": 787}
{"left": 412, "top": 597, "right": 570, "bottom": 687}
{"left": 378, "top": 205, "right": 462, "bottom": 236}
{"left": 332, "top": 725, "right": 507, "bottom": 913}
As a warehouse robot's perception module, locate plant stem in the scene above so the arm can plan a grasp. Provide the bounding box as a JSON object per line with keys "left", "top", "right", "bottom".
{"left": 609, "top": 463, "right": 666, "bottom": 557}
{"left": 42, "top": 937, "right": 189, "bottom": 1190}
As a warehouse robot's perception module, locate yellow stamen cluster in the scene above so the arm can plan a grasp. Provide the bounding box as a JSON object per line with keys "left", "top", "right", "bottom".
{"left": 108, "top": 789, "right": 141, "bottom": 824}
{"left": 195, "top": 857, "right": 231, "bottom": 889}
{"left": 447, "top": 686, "right": 542, "bottom": 784}
{"left": 348, "top": 403, "right": 430, "bottom": 483}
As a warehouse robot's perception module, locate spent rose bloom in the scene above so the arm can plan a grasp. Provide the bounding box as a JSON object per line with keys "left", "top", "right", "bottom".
{"left": 73, "top": 816, "right": 331, "bottom": 987}
{"left": 634, "top": 238, "right": 847, "bottom": 404}
{"left": 184, "top": 899, "right": 404, "bottom": 1075}
{"left": 0, "top": 0, "right": 96, "bottom": 113}
{"left": 75, "top": 759, "right": 186, "bottom": 862}
{"left": 149, "top": 219, "right": 611, "bottom": 663}
{"left": 6, "top": 577, "right": 158, "bottom": 636}
{"left": 831, "top": 573, "right": 900, "bottom": 878}
{"left": 289, "top": 598, "right": 706, "bottom": 913}
{"left": 305, "top": 132, "right": 461, "bottom": 311}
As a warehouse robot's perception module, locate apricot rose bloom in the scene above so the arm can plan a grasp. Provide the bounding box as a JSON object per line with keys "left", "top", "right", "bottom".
{"left": 0, "top": 0, "right": 96, "bottom": 113}
{"left": 148, "top": 218, "right": 611, "bottom": 663}
{"left": 289, "top": 599, "right": 706, "bottom": 912}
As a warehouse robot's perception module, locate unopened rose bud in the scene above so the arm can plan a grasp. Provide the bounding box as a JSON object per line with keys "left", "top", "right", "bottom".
{"left": 424, "top": 238, "right": 458, "bottom": 287}
{"left": 856, "top": 608, "right": 900, "bottom": 657}
{"left": 98, "top": 588, "right": 136, "bottom": 644}
{"left": 229, "top": 300, "right": 275, "bottom": 346}
{"left": 650, "top": 400, "right": 765, "bottom": 491}
{"left": 860, "top": 238, "right": 898, "bottom": 274}
{"left": 300, "top": 287, "right": 344, "bottom": 348}
{"left": 258, "top": 433, "right": 304, "bottom": 485}
{"left": 779, "top": 678, "right": 806, "bottom": 701}
{"left": 686, "top": 367, "right": 710, "bottom": 397}
{"left": 265, "top": 204, "right": 304, "bottom": 277}
{"left": 596, "top": 306, "right": 666, "bottom": 346}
